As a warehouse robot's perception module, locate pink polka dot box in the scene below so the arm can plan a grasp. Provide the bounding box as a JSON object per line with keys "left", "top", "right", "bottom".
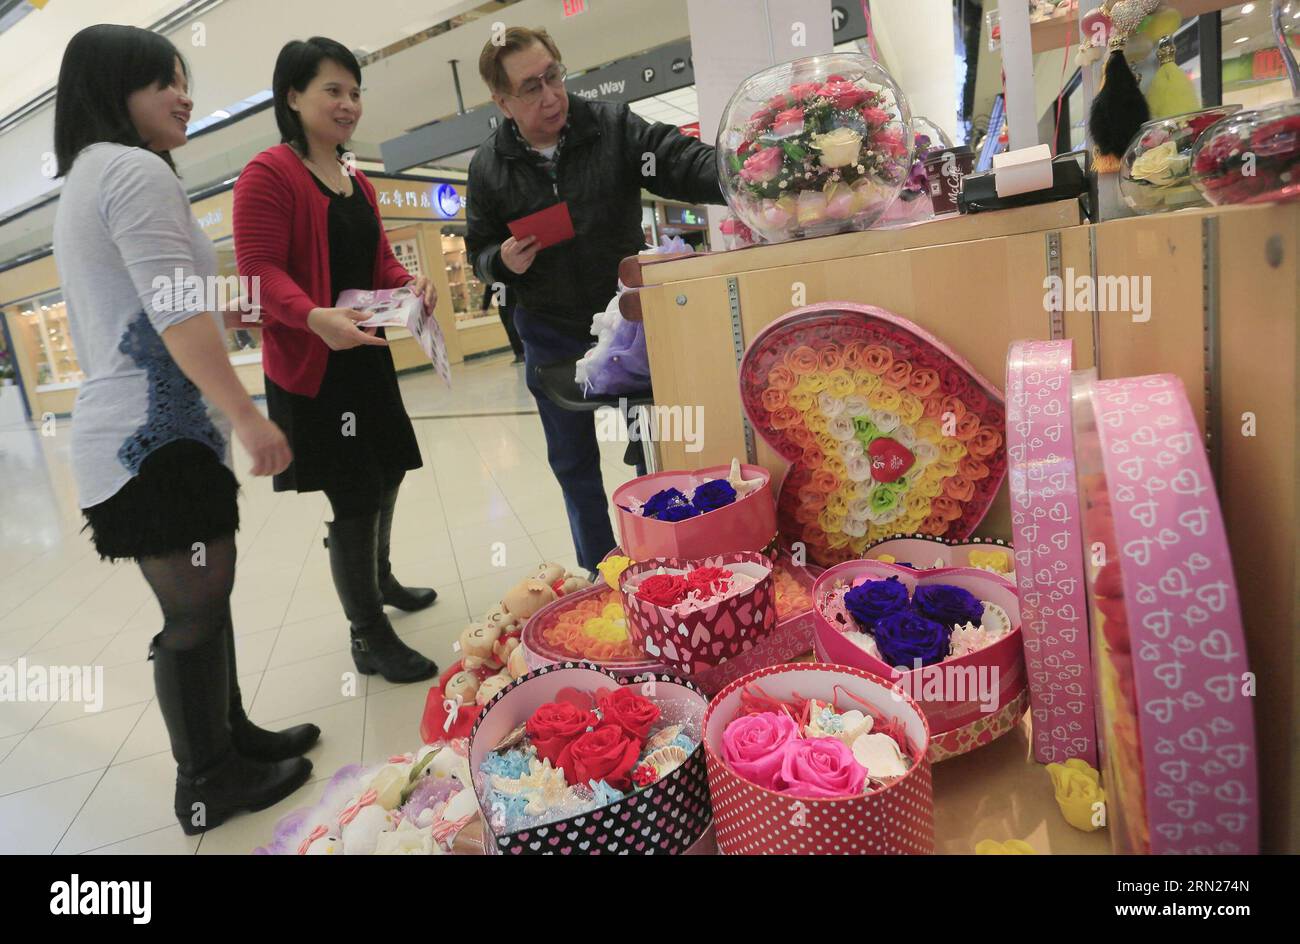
{"left": 702, "top": 663, "right": 935, "bottom": 854}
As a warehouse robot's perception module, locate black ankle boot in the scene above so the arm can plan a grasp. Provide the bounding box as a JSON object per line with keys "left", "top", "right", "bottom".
{"left": 225, "top": 624, "right": 320, "bottom": 761}
{"left": 377, "top": 485, "right": 437, "bottom": 612}
{"left": 151, "top": 632, "right": 312, "bottom": 836}
{"left": 327, "top": 515, "right": 438, "bottom": 684}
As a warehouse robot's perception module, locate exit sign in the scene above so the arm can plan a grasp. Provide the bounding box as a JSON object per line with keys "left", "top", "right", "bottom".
{"left": 563, "top": 0, "right": 588, "bottom": 16}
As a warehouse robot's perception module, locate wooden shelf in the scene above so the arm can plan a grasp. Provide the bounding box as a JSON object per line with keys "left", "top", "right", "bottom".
{"left": 1031, "top": 0, "right": 1239, "bottom": 53}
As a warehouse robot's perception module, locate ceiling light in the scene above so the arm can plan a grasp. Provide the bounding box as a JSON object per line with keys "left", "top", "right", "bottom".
{"left": 1240, "top": 3, "right": 1254, "bottom": 13}
{"left": 1234, "top": 36, "right": 1249, "bottom": 43}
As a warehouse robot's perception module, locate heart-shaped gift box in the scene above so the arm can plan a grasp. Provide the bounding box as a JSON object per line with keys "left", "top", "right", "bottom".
{"left": 469, "top": 663, "right": 713, "bottom": 855}
{"left": 620, "top": 552, "right": 777, "bottom": 680}
{"left": 739, "top": 303, "right": 1007, "bottom": 569}
{"left": 612, "top": 464, "right": 776, "bottom": 563}
{"left": 520, "top": 583, "right": 666, "bottom": 677}
{"left": 812, "top": 559, "right": 1026, "bottom": 757}
{"left": 861, "top": 534, "right": 1015, "bottom": 577}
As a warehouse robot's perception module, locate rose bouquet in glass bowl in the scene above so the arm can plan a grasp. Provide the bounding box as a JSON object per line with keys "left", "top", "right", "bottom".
{"left": 1190, "top": 99, "right": 1300, "bottom": 206}
{"left": 1119, "top": 105, "right": 1241, "bottom": 214}
{"left": 717, "top": 53, "right": 914, "bottom": 243}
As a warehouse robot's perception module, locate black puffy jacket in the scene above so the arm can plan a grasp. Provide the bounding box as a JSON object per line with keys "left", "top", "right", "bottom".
{"left": 466, "top": 94, "right": 724, "bottom": 339}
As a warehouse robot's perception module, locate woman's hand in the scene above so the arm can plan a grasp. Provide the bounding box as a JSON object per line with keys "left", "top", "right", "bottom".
{"left": 407, "top": 276, "right": 437, "bottom": 312}
{"left": 307, "top": 307, "right": 389, "bottom": 350}
{"left": 232, "top": 410, "right": 292, "bottom": 477}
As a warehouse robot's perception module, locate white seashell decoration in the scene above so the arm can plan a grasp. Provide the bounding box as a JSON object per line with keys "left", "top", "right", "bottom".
{"left": 850, "top": 732, "right": 910, "bottom": 779}
{"left": 644, "top": 745, "right": 689, "bottom": 777}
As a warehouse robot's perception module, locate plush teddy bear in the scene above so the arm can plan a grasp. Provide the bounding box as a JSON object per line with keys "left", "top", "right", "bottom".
{"left": 508, "top": 643, "right": 530, "bottom": 679}
{"left": 443, "top": 670, "right": 481, "bottom": 705}
{"left": 475, "top": 673, "right": 511, "bottom": 706}
{"left": 502, "top": 578, "right": 557, "bottom": 621}
{"left": 460, "top": 622, "right": 503, "bottom": 673}
{"left": 530, "top": 562, "right": 592, "bottom": 598}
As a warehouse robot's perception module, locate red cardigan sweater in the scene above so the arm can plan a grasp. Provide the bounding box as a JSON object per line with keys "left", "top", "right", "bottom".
{"left": 233, "top": 144, "right": 411, "bottom": 396}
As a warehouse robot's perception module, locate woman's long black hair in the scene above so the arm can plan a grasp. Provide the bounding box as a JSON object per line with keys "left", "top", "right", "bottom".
{"left": 272, "top": 37, "right": 362, "bottom": 157}
{"left": 53, "top": 24, "right": 187, "bottom": 177}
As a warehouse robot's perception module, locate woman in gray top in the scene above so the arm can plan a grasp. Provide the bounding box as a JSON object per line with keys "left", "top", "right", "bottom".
{"left": 52, "top": 25, "right": 315, "bottom": 835}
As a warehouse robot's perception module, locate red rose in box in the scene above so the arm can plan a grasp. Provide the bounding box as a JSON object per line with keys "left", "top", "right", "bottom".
{"left": 469, "top": 663, "right": 712, "bottom": 855}
{"left": 620, "top": 551, "right": 777, "bottom": 679}
{"left": 704, "top": 663, "right": 933, "bottom": 854}
{"left": 813, "top": 559, "right": 1027, "bottom": 761}
{"left": 611, "top": 460, "right": 776, "bottom": 563}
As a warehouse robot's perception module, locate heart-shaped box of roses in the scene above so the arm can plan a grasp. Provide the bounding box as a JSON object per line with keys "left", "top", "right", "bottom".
{"left": 520, "top": 583, "right": 666, "bottom": 678}
{"left": 469, "top": 663, "right": 713, "bottom": 855}
{"left": 620, "top": 552, "right": 778, "bottom": 684}
{"left": 739, "top": 303, "right": 1007, "bottom": 568}
{"left": 862, "top": 534, "right": 1015, "bottom": 578}
{"left": 612, "top": 464, "right": 777, "bottom": 563}
{"left": 812, "top": 559, "right": 1027, "bottom": 760}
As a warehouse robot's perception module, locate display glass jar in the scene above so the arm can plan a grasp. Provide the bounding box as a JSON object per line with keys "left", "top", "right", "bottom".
{"left": 1118, "top": 105, "right": 1240, "bottom": 214}
{"left": 716, "top": 53, "right": 913, "bottom": 243}
{"left": 1190, "top": 98, "right": 1300, "bottom": 206}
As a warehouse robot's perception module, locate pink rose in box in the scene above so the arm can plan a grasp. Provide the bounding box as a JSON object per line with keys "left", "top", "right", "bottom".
{"left": 775, "top": 737, "right": 867, "bottom": 798}
{"left": 720, "top": 710, "right": 799, "bottom": 789}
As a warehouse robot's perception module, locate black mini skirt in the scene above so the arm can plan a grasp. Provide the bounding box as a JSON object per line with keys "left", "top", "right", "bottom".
{"left": 82, "top": 438, "right": 239, "bottom": 562}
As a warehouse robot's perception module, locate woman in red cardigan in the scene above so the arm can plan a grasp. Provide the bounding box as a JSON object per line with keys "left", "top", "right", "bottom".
{"left": 234, "top": 37, "right": 438, "bottom": 684}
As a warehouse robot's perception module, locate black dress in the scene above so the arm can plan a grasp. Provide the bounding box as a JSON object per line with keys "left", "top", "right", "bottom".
{"left": 263, "top": 174, "right": 423, "bottom": 493}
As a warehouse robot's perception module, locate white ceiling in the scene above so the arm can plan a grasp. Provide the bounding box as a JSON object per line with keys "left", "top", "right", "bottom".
{"left": 0, "top": 0, "right": 695, "bottom": 263}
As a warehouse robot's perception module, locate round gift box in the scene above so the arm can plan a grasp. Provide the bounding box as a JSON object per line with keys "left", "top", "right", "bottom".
{"left": 520, "top": 583, "right": 665, "bottom": 678}
{"left": 1006, "top": 339, "right": 1098, "bottom": 767}
{"left": 703, "top": 663, "right": 934, "bottom": 854}
{"left": 1075, "top": 373, "right": 1258, "bottom": 855}
{"left": 811, "top": 558, "right": 1027, "bottom": 760}
{"left": 612, "top": 464, "right": 776, "bottom": 563}
{"left": 469, "top": 663, "right": 712, "bottom": 855}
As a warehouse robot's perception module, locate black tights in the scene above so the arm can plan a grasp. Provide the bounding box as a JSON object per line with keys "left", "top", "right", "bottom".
{"left": 139, "top": 535, "right": 236, "bottom": 651}
{"left": 323, "top": 470, "right": 405, "bottom": 522}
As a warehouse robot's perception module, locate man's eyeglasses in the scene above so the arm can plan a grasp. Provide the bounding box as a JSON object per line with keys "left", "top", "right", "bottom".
{"left": 509, "top": 63, "right": 567, "bottom": 104}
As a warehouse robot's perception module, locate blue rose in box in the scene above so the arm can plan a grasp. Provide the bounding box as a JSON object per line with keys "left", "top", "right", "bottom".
{"left": 912, "top": 584, "right": 984, "bottom": 629}
{"left": 690, "top": 479, "right": 737, "bottom": 514}
{"left": 642, "top": 487, "right": 691, "bottom": 520}
{"left": 657, "top": 503, "right": 701, "bottom": 522}
{"left": 844, "top": 576, "right": 910, "bottom": 630}
{"left": 871, "top": 610, "right": 952, "bottom": 668}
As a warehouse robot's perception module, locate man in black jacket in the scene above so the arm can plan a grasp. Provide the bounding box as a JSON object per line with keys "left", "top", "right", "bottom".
{"left": 468, "top": 26, "right": 723, "bottom": 575}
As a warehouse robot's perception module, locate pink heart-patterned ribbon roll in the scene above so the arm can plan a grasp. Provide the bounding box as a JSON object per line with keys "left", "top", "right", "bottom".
{"left": 1006, "top": 339, "right": 1098, "bottom": 767}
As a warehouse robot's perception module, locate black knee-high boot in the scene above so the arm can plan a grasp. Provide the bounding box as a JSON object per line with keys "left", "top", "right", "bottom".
{"left": 224, "top": 617, "right": 320, "bottom": 761}
{"left": 327, "top": 513, "right": 437, "bottom": 683}
{"left": 376, "top": 485, "right": 437, "bottom": 612}
{"left": 151, "top": 632, "right": 312, "bottom": 835}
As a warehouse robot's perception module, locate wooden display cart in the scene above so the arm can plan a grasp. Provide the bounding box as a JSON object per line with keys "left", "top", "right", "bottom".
{"left": 630, "top": 198, "right": 1300, "bottom": 854}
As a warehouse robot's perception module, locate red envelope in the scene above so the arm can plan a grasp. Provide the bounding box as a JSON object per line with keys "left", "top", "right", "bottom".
{"left": 507, "top": 201, "right": 575, "bottom": 250}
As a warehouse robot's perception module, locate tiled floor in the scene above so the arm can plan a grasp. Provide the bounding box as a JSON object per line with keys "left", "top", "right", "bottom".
{"left": 0, "top": 353, "right": 638, "bottom": 854}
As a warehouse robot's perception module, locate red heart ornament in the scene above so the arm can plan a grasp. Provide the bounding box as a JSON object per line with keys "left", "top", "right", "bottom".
{"left": 867, "top": 437, "right": 915, "bottom": 483}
